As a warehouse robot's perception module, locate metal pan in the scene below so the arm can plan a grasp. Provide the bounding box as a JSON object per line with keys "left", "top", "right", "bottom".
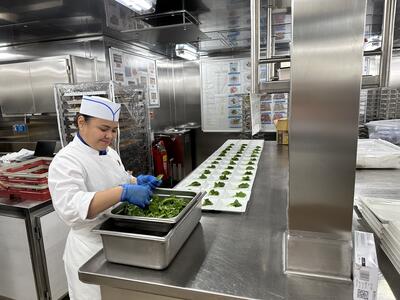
{"left": 93, "top": 194, "right": 202, "bottom": 269}
{"left": 108, "top": 188, "right": 204, "bottom": 233}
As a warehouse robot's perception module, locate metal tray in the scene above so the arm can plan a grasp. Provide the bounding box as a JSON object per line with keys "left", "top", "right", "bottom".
{"left": 108, "top": 188, "right": 202, "bottom": 233}
{"left": 93, "top": 195, "right": 202, "bottom": 269}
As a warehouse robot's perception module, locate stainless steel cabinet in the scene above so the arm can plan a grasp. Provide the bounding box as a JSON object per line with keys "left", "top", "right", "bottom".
{"left": 0, "top": 56, "right": 100, "bottom": 115}
{"left": 38, "top": 211, "right": 69, "bottom": 300}
{"left": 0, "top": 200, "right": 69, "bottom": 300}
{"left": 30, "top": 60, "right": 70, "bottom": 113}
{"left": 0, "top": 215, "right": 38, "bottom": 300}
{"left": 0, "top": 62, "right": 35, "bottom": 114}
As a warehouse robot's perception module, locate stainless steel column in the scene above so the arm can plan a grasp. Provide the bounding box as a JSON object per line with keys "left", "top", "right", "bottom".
{"left": 286, "top": 0, "right": 367, "bottom": 280}
{"left": 251, "top": 0, "right": 260, "bottom": 94}
{"left": 381, "top": 0, "right": 397, "bottom": 87}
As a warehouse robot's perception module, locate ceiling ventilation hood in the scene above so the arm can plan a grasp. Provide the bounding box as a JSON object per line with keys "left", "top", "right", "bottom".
{"left": 106, "top": 0, "right": 209, "bottom": 45}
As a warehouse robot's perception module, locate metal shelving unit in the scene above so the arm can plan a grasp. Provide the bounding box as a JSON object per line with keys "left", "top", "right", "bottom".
{"left": 54, "top": 81, "right": 152, "bottom": 175}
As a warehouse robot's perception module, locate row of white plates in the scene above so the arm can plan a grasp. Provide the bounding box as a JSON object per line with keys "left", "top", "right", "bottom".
{"left": 175, "top": 139, "right": 264, "bottom": 213}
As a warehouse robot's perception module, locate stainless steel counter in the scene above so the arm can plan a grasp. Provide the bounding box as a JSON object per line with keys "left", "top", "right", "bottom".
{"left": 79, "top": 142, "right": 398, "bottom": 300}
{"left": 0, "top": 197, "right": 51, "bottom": 212}
{"left": 0, "top": 195, "right": 69, "bottom": 300}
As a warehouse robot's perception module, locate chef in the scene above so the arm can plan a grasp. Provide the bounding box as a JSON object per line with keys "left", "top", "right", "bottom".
{"left": 48, "top": 95, "right": 161, "bottom": 300}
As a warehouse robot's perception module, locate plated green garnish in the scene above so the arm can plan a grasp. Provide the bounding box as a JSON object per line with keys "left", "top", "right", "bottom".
{"left": 214, "top": 181, "right": 225, "bottom": 188}
{"left": 203, "top": 199, "right": 213, "bottom": 206}
{"left": 209, "top": 189, "right": 219, "bottom": 196}
{"left": 238, "top": 183, "right": 250, "bottom": 188}
{"left": 234, "top": 191, "right": 246, "bottom": 198}
{"left": 229, "top": 200, "right": 242, "bottom": 207}
{"left": 219, "top": 175, "right": 229, "bottom": 180}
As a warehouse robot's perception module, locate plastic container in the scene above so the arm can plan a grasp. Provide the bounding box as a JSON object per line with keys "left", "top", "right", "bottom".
{"left": 366, "top": 119, "right": 400, "bottom": 145}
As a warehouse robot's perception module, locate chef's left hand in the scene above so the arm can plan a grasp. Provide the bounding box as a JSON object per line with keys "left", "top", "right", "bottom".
{"left": 137, "top": 175, "right": 162, "bottom": 190}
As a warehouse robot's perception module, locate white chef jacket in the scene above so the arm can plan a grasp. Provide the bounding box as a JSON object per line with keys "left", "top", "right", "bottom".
{"left": 48, "top": 136, "right": 131, "bottom": 300}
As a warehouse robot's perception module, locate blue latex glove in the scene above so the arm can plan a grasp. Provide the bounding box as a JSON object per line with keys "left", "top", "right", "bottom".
{"left": 137, "top": 175, "right": 162, "bottom": 190}
{"left": 120, "top": 184, "right": 152, "bottom": 208}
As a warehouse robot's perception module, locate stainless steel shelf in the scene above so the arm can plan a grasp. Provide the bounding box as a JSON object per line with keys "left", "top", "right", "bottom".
{"left": 259, "top": 75, "right": 380, "bottom": 93}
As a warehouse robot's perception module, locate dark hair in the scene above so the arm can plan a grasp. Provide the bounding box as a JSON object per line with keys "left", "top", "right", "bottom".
{"left": 74, "top": 113, "right": 93, "bottom": 128}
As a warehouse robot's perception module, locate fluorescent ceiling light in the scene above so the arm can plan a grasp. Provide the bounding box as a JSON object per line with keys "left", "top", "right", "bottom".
{"left": 175, "top": 44, "right": 199, "bottom": 61}
{"left": 114, "top": 0, "right": 156, "bottom": 14}
{"left": 0, "top": 53, "right": 23, "bottom": 60}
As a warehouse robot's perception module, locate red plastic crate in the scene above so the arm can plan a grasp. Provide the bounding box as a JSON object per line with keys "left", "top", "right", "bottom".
{"left": 0, "top": 157, "right": 52, "bottom": 201}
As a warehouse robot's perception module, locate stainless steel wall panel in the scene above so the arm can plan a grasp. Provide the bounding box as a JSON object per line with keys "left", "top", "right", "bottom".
{"left": 29, "top": 59, "right": 70, "bottom": 113}
{"left": 70, "top": 56, "right": 97, "bottom": 83}
{"left": 287, "top": 0, "right": 367, "bottom": 279}
{"left": 0, "top": 62, "right": 34, "bottom": 114}
{"left": 173, "top": 61, "right": 185, "bottom": 126}
{"left": 182, "top": 61, "right": 201, "bottom": 125}
{"left": 150, "top": 59, "right": 174, "bottom": 131}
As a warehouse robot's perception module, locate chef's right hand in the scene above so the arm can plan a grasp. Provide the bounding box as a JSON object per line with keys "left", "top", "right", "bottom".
{"left": 120, "top": 184, "right": 152, "bottom": 208}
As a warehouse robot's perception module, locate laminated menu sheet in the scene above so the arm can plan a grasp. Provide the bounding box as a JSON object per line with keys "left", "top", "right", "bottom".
{"left": 200, "top": 58, "right": 252, "bottom": 132}
{"left": 357, "top": 139, "right": 400, "bottom": 169}
{"left": 109, "top": 47, "right": 160, "bottom": 108}
{"left": 259, "top": 93, "right": 289, "bottom": 132}
{"left": 175, "top": 139, "right": 264, "bottom": 213}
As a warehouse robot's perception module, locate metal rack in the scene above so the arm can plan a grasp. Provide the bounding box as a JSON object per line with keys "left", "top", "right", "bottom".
{"left": 360, "top": 87, "right": 400, "bottom": 124}
{"left": 54, "top": 81, "right": 152, "bottom": 175}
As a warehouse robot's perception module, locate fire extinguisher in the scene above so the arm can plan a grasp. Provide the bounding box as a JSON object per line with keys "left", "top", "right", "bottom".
{"left": 152, "top": 140, "right": 169, "bottom": 182}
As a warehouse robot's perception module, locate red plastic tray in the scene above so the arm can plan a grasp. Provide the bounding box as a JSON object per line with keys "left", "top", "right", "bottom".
{"left": 0, "top": 188, "right": 51, "bottom": 201}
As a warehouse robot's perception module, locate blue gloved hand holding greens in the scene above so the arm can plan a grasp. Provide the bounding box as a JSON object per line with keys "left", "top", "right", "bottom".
{"left": 137, "top": 175, "right": 162, "bottom": 190}
{"left": 120, "top": 184, "right": 152, "bottom": 208}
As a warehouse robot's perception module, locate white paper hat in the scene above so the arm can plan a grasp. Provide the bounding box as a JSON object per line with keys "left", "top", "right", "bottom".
{"left": 80, "top": 96, "right": 121, "bottom": 122}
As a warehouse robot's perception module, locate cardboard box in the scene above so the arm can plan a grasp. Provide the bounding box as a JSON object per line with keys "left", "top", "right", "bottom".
{"left": 353, "top": 231, "right": 379, "bottom": 300}
{"left": 274, "top": 118, "right": 288, "bottom": 145}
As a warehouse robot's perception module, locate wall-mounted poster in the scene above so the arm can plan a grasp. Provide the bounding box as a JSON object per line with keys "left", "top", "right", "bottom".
{"left": 109, "top": 48, "right": 160, "bottom": 108}
{"left": 200, "top": 58, "right": 252, "bottom": 132}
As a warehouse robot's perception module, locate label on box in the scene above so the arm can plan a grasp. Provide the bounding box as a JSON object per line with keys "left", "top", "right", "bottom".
{"left": 353, "top": 231, "right": 379, "bottom": 300}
